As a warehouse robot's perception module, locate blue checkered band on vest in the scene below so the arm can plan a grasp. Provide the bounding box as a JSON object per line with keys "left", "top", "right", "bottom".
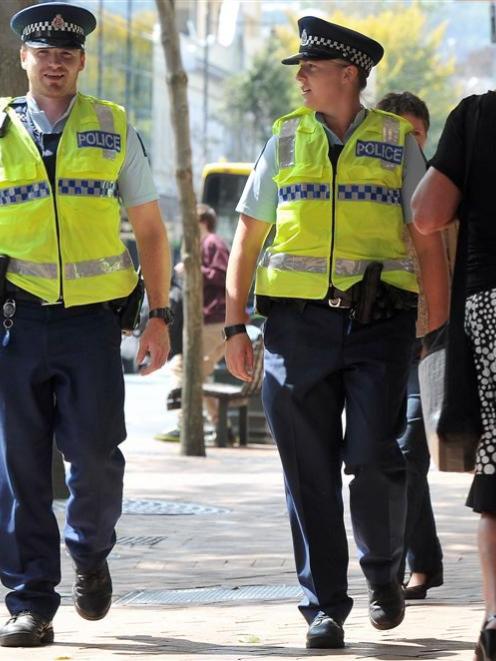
{"left": 278, "top": 183, "right": 331, "bottom": 202}
{"left": 58, "top": 179, "right": 118, "bottom": 197}
{"left": 338, "top": 184, "right": 401, "bottom": 205}
{"left": 22, "top": 21, "right": 85, "bottom": 39}
{"left": 0, "top": 182, "right": 50, "bottom": 206}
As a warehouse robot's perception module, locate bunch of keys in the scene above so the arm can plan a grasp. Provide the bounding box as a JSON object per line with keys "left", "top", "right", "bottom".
{"left": 2, "top": 298, "right": 16, "bottom": 347}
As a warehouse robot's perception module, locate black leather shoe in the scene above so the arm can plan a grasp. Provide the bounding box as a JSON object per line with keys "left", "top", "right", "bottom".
{"left": 368, "top": 581, "right": 405, "bottom": 630}
{"left": 306, "top": 612, "right": 345, "bottom": 649}
{"left": 475, "top": 615, "right": 496, "bottom": 661}
{"left": 403, "top": 568, "right": 443, "bottom": 600}
{"left": 73, "top": 561, "right": 112, "bottom": 620}
{"left": 0, "top": 612, "right": 54, "bottom": 647}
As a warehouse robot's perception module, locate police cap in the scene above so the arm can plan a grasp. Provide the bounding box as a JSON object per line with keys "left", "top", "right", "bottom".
{"left": 11, "top": 2, "right": 96, "bottom": 49}
{"left": 282, "top": 16, "right": 384, "bottom": 75}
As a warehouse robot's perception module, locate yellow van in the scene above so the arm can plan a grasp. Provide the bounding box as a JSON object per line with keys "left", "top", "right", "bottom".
{"left": 201, "top": 162, "right": 252, "bottom": 245}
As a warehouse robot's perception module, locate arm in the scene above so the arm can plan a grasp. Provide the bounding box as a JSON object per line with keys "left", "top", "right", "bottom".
{"left": 412, "top": 167, "right": 462, "bottom": 235}
{"left": 408, "top": 223, "right": 450, "bottom": 332}
{"left": 224, "top": 214, "right": 271, "bottom": 382}
{"left": 127, "top": 200, "right": 171, "bottom": 375}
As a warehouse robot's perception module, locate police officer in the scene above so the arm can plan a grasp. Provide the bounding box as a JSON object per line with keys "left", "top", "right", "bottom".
{"left": 225, "top": 17, "right": 449, "bottom": 649}
{"left": 0, "top": 3, "right": 172, "bottom": 647}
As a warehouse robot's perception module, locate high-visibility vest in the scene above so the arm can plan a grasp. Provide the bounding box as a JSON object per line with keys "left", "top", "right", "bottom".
{"left": 0, "top": 92, "right": 137, "bottom": 306}
{"left": 255, "top": 106, "right": 418, "bottom": 299}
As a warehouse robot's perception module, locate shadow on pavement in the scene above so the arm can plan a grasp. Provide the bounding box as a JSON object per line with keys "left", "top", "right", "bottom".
{"left": 51, "top": 634, "right": 476, "bottom": 658}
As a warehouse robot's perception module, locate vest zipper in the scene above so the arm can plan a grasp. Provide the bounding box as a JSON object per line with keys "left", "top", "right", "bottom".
{"left": 329, "top": 144, "right": 344, "bottom": 289}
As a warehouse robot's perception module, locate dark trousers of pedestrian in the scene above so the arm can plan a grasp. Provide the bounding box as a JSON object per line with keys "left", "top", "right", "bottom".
{"left": 262, "top": 302, "right": 415, "bottom": 624}
{"left": 397, "top": 341, "right": 443, "bottom": 580}
{"left": 0, "top": 301, "right": 126, "bottom": 621}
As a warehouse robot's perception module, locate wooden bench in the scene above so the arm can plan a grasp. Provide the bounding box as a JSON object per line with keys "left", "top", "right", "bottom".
{"left": 203, "top": 338, "right": 265, "bottom": 447}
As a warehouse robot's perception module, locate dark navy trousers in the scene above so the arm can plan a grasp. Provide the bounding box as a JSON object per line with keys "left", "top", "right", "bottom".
{"left": 397, "top": 342, "right": 443, "bottom": 578}
{"left": 0, "top": 301, "right": 126, "bottom": 620}
{"left": 262, "top": 302, "right": 415, "bottom": 624}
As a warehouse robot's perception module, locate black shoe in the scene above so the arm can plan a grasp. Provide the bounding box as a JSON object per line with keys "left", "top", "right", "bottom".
{"left": 0, "top": 612, "right": 54, "bottom": 647}
{"left": 403, "top": 568, "right": 443, "bottom": 600}
{"left": 476, "top": 615, "right": 496, "bottom": 661}
{"left": 368, "top": 581, "right": 405, "bottom": 630}
{"left": 306, "top": 612, "right": 345, "bottom": 649}
{"left": 73, "top": 561, "right": 112, "bottom": 621}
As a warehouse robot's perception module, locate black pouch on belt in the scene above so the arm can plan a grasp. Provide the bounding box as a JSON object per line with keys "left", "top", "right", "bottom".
{"left": 111, "top": 270, "right": 145, "bottom": 332}
{"left": 0, "top": 254, "right": 10, "bottom": 303}
{"left": 354, "top": 261, "right": 383, "bottom": 324}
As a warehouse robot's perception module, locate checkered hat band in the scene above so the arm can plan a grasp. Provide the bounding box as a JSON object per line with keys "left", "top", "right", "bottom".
{"left": 58, "top": 179, "right": 118, "bottom": 197}
{"left": 303, "top": 35, "right": 374, "bottom": 73}
{"left": 0, "top": 181, "right": 50, "bottom": 206}
{"left": 278, "top": 183, "right": 330, "bottom": 202}
{"left": 338, "top": 184, "right": 401, "bottom": 205}
{"left": 22, "top": 21, "right": 85, "bottom": 38}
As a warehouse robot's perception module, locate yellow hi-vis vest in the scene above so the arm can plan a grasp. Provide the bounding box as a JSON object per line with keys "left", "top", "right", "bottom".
{"left": 0, "top": 92, "right": 137, "bottom": 306}
{"left": 255, "top": 107, "right": 418, "bottom": 299}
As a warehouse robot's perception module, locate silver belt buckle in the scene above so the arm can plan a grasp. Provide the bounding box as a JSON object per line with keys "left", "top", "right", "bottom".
{"left": 328, "top": 297, "right": 342, "bottom": 308}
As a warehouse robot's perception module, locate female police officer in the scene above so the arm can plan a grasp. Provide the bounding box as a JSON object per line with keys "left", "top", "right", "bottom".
{"left": 224, "top": 16, "right": 449, "bottom": 650}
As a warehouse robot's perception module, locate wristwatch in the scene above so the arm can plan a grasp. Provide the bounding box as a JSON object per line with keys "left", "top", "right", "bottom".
{"left": 149, "top": 307, "right": 175, "bottom": 326}
{"left": 222, "top": 323, "right": 247, "bottom": 340}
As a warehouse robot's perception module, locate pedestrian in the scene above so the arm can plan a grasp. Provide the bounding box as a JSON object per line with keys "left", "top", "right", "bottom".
{"left": 412, "top": 91, "right": 496, "bottom": 661}
{"left": 224, "top": 16, "right": 449, "bottom": 649}
{"left": 376, "top": 92, "right": 444, "bottom": 599}
{"left": 156, "top": 203, "right": 231, "bottom": 443}
{"left": 0, "top": 2, "right": 173, "bottom": 647}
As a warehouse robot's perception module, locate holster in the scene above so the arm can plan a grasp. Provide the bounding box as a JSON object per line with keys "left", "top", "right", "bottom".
{"left": 110, "top": 271, "right": 145, "bottom": 332}
{"left": 354, "top": 261, "right": 383, "bottom": 324}
{"left": 0, "top": 255, "right": 10, "bottom": 304}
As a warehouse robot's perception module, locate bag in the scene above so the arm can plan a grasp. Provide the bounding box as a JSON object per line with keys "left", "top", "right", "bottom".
{"left": 419, "top": 321, "right": 480, "bottom": 472}
{"left": 113, "top": 270, "right": 145, "bottom": 332}
{"left": 418, "top": 95, "right": 482, "bottom": 472}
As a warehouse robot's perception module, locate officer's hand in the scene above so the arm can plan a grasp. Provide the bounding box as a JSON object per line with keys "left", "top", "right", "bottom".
{"left": 225, "top": 332, "right": 254, "bottom": 382}
{"left": 136, "top": 319, "right": 170, "bottom": 375}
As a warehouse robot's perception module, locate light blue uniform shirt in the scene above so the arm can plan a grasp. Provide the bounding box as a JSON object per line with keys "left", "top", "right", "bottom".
{"left": 236, "top": 108, "right": 426, "bottom": 224}
{"left": 26, "top": 94, "right": 158, "bottom": 209}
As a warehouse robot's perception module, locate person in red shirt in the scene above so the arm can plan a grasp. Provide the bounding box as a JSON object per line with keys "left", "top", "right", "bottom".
{"left": 156, "top": 204, "right": 230, "bottom": 442}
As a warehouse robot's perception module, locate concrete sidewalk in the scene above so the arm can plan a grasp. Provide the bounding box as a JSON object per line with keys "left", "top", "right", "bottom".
{"left": 0, "top": 372, "right": 484, "bottom": 660}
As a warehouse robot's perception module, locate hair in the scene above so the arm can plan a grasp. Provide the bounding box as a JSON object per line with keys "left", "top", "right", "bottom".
{"left": 197, "top": 203, "right": 217, "bottom": 232}
{"left": 376, "top": 91, "right": 430, "bottom": 131}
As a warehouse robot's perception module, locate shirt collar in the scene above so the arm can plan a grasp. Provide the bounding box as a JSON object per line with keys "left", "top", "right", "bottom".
{"left": 26, "top": 94, "right": 77, "bottom": 134}
{"left": 316, "top": 106, "right": 367, "bottom": 146}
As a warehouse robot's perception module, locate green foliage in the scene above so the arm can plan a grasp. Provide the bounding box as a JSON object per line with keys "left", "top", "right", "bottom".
{"left": 223, "top": 37, "right": 300, "bottom": 147}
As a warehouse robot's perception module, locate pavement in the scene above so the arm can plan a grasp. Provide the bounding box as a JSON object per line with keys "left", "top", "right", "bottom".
{"left": 0, "top": 367, "right": 485, "bottom": 660}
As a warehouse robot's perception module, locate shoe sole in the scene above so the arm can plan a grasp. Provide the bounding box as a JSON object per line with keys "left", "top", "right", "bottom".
{"left": 0, "top": 628, "right": 54, "bottom": 647}
{"left": 74, "top": 600, "right": 111, "bottom": 621}
{"left": 369, "top": 608, "right": 405, "bottom": 631}
{"left": 306, "top": 637, "right": 345, "bottom": 649}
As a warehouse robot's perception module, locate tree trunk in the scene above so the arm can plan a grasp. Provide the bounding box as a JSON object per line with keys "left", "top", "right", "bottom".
{"left": 0, "top": 0, "right": 33, "bottom": 97}
{"left": 156, "top": 0, "right": 205, "bottom": 456}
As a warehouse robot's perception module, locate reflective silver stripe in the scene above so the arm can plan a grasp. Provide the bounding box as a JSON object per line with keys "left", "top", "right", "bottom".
{"left": 334, "top": 258, "right": 415, "bottom": 277}
{"left": 58, "top": 178, "right": 118, "bottom": 197}
{"left": 338, "top": 184, "right": 401, "bottom": 205}
{"left": 260, "top": 251, "right": 327, "bottom": 274}
{"left": 94, "top": 103, "right": 116, "bottom": 161}
{"left": 278, "top": 117, "right": 300, "bottom": 168}
{"left": 381, "top": 116, "right": 400, "bottom": 171}
{"left": 65, "top": 250, "right": 133, "bottom": 280}
{"left": 8, "top": 257, "right": 57, "bottom": 279}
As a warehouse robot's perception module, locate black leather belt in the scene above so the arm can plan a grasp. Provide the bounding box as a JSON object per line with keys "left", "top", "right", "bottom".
{"left": 305, "top": 287, "right": 356, "bottom": 310}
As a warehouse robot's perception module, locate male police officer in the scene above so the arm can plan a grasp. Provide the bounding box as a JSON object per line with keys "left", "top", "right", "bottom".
{"left": 0, "top": 3, "right": 172, "bottom": 647}
{"left": 225, "top": 17, "right": 449, "bottom": 649}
